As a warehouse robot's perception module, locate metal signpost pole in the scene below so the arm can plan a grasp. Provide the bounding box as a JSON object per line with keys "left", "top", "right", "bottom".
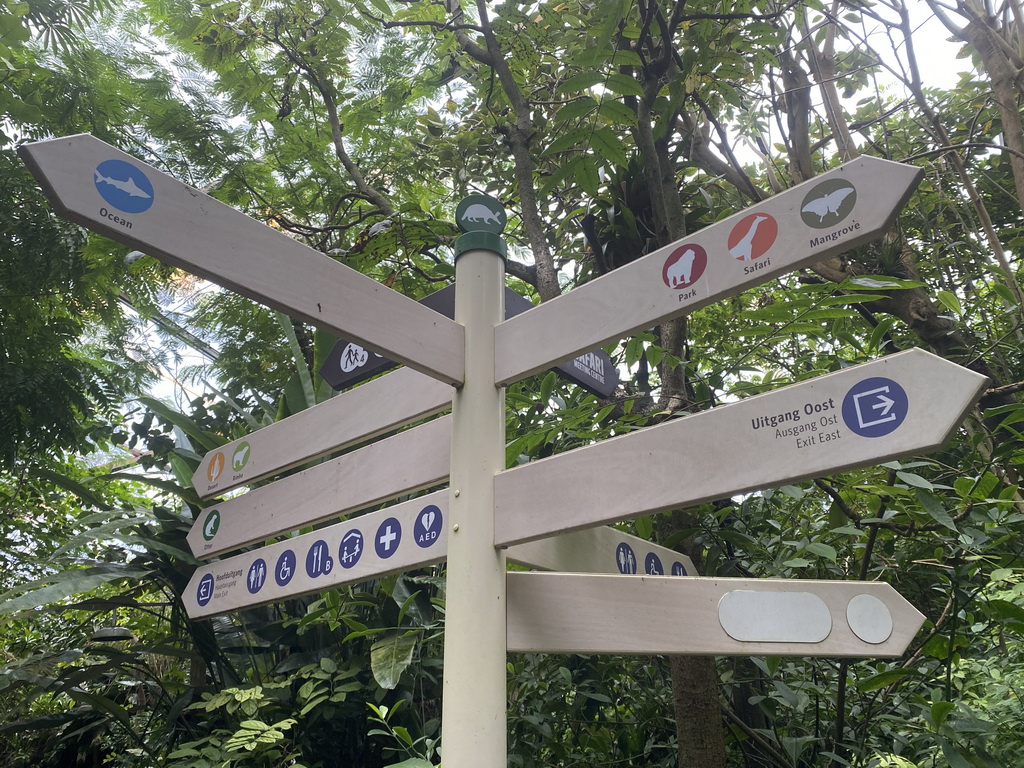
{"left": 441, "top": 201, "right": 509, "bottom": 767}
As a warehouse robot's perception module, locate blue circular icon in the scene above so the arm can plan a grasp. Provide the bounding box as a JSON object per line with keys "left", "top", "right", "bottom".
{"left": 339, "top": 529, "right": 364, "bottom": 569}
{"left": 93, "top": 159, "right": 154, "bottom": 214}
{"left": 616, "top": 542, "right": 637, "bottom": 574}
{"left": 415, "top": 505, "right": 443, "bottom": 549}
{"left": 305, "top": 539, "right": 333, "bottom": 578}
{"left": 275, "top": 550, "right": 296, "bottom": 587}
{"left": 645, "top": 552, "right": 664, "bottom": 575}
{"left": 247, "top": 558, "right": 267, "bottom": 594}
{"left": 196, "top": 573, "right": 215, "bottom": 606}
{"left": 375, "top": 518, "right": 402, "bottom": 559}
{"left": 671, "top": 561, "right": 688, "bottom": 576}
{"left": 842, "top": 377, "right": 909, "bottom": 438}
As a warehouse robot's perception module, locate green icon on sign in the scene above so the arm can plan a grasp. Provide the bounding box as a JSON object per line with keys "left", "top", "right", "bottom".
{"left": 232, "top": 441, "right": 251, "bottom": 472}
{"left": 455, "top": 194, "right": 506, "bottom": 235}
{"left": 203, "top": 509, "right": 221, "bottom": 541}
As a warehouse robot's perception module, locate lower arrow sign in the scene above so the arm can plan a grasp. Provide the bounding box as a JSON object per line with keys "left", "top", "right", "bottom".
{"left": 495, "top": 349, "right": 988, "bottom": 547}
{"left": 507, "top": 572, "right": 925, "bottom": 657}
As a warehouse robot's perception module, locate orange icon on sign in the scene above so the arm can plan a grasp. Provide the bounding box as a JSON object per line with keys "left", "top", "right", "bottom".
{"left": 207, "top": 451, "right": 225, "bottom": 483}
{"left": 727, "top": 213, "right": 778, "bottom": 261}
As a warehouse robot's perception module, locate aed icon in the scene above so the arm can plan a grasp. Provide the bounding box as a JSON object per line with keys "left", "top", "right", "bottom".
{"left": 415, "top": 505, "right": 443, "bottom": 548}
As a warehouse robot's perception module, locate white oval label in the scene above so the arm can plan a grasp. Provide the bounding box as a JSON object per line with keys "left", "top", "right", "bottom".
{"left": 719, "top": 591, "right": 832, "bottom": 643}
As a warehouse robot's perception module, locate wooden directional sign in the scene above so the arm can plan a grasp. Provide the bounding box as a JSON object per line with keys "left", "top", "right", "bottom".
{"left": 321, "top": 284, "right": 617, "bottom": 398}
{"left": 507, "top": 573, "right": 925, "bottom": 657}
{"left": 184, "top": 491, "right": 450, "bottom": 618}
{"left": 495, "top": 349, "right": 988, "bottom": 547}
{"left": 494, "top": 156, "right": 924, "bottom": 385}
{"left": 18, "top": 135, "right": 465, "bottom": 385}
{"left": 508, "top": 526, "right": 695, "bottom": 577}
{"left": 189, "top": 415, "right": 451, "bottom": 559}
{"left": 183, "top": 496, "right": 692, "bottom": 618}
{"left": 193, "top": 367, "right": 452, "bottom": 499}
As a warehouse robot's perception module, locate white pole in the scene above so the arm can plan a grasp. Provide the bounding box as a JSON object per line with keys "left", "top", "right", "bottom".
{"left": 441, "top": 232, "right": 507, "bottom": 766}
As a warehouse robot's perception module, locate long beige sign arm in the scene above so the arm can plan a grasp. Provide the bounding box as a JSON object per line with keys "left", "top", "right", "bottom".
{"left": 193, "top": 367, "right": 452, "bottom": 498}
{"left": 184, "top": 492, "right": 450, "bottom": 619}
{"left": 189, "top": 415, "right": 452, "bottom": 559}
{"left": 495, "top": 156, "right": 923, "bottom": 385}
{"left": 495, "top": 349, "right": 988, "bottom": 547}
{"left": 19, "top": 135, "right": 465, "bottom": 386}
{"left": 507, "top": 572, "right": 925, "bottom": 657}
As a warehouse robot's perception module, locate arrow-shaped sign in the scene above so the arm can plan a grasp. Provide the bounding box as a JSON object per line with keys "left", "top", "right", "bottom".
{"left": 192, "top": 367, "right": 452, "bottom": 499}
{"left": 183, "top": 489, "right": 693, "bottom": 618}
{"left": 507, "top": 572, "right": 925, "bottom": 657}
{"left": 494, "top": 156, "right": 924, "bottom": 386}
{"left": 189, "top": 415, "right": 452, "bottom": 559}
{"left": 19, "top": 135, "right": 465, "bottom": 385}
{"left": 494, "top": 349, "right": 987, "bottom": 547}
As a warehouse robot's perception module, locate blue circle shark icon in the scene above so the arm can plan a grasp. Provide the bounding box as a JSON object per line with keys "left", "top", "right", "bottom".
{"left": 93, "top": 159, "right": 154, "bottom": 214}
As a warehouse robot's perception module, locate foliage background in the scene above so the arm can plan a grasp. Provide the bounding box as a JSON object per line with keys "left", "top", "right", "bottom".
{"left": 3, "top": 0, "right": 1024, "bottom": 766}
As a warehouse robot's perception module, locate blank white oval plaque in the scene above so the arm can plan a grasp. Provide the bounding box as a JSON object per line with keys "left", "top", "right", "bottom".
{"left": 719, "top": 591, "right": 832, "bottom": 643}
{"left": 846, "top": 593, "right": 893, "bottom": 644}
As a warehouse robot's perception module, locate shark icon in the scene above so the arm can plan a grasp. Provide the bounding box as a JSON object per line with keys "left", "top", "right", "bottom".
{"left": 94, "top": 169, "right": 152, "bottom": 199}
{"left": 93, "top": 159, "right": 155, "bottom": 214}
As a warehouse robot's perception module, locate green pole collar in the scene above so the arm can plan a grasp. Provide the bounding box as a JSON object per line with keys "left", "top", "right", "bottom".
{"left": 454, "top": 231, "right": 507, "bottom": 262}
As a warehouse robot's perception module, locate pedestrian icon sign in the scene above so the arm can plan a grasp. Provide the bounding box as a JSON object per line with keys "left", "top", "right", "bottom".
{"left": 616, "top": 542, "right": 637, "bottom": 574}
{"left": 842, "top": 377, "right": 909, "bottom": 438}
{"left": 375, "top": 518, "right": 402, "bottom": 559}
{"left": 247, "top": 558, "right": 267, "bottom": 594}
{"left": 339, "top": 530, "right": 364, "bottom": 569}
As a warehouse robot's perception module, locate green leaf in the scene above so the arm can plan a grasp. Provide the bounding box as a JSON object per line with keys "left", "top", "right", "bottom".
{"left": 783, "top": 557, "right": 810, "bottom": 568}
{"left": 589, "top": 127, "right": 628, "bottom": 168}
{"left": 370, "top": 632, "right": 418, "bottom": 690}
{"left": 856, "top": 668, "right": 919, "bottom": 691}
{"left": 931, "top": 700, "right": 955, "bottom": 729}
{"left": 897, "top": 471, "right": 933, "bottom": 490}
{"left": 604, "top": 73, "right": 644, "bottom": 96}
{"left": 935, "top": 290, "right": 962, "bottom": 315}
{"left": 805, "top": 542, "right": 837, "bottom": 561}
{"left": 915, "top": 488, "right": 957, "bottom": 530}
{"left": 553, "top": 96, "right": 598, "bottom": 124}
{"left": 557, "top": 71, "right": 605, "bottom": 93}
{"left": 597, "top": 98, "right": 637, "bottom": 127}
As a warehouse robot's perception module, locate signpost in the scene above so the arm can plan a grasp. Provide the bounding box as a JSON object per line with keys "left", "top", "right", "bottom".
{"left": 494, "top": 349, "right": 987, "bottom": 547}
{"left": 188, "top": 415, "right": 452, "bottom": 559}
{"left": 18, "top": 135, "right": 465, "bottom": 386}
{"left": 494, "top": 156, "right": 924, "bottom": 385}
{"left": 507, "top": 573, "right": 925, "bottom": 657}
{"left": 26, "top": 138, "right": 975, "bottom": 768}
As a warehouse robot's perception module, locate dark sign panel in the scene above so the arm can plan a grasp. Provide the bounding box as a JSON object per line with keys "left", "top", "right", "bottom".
{"left": 320, "top": 285, "right": 617, "bottom": 398}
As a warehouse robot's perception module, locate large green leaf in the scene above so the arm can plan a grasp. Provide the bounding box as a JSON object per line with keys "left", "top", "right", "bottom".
{"left": 370, "top": 631, "right": 419, "bottom": 690}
